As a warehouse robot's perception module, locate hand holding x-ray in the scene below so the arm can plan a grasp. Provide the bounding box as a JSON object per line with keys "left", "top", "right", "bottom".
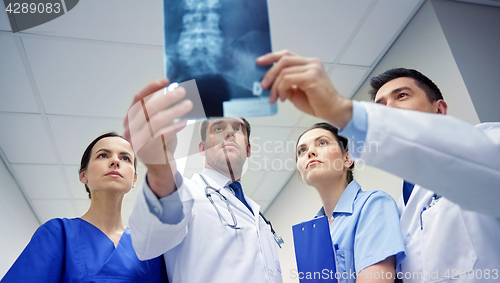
{"left": 124, "top": 78, "right": 194, "bottom": 197}
{"left": 257, "top": 50, "right": 354, "bottom": 129}
{"left": 124, "top": 78, "right": 192, "bottom": 166}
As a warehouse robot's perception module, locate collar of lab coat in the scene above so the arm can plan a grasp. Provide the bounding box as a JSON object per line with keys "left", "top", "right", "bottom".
{"left": 201, "top": 168, "right": 260, "bottom": 218}
{"left": 201, "top": 168, "right": 233, "bottom": 190}
{"left": 315, "top": 180, "right": 361, "bottom": 218}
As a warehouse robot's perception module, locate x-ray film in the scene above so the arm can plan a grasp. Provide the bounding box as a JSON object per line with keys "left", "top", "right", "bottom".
{"left": 163, "top": 0, "right": 277, "bottom": 118}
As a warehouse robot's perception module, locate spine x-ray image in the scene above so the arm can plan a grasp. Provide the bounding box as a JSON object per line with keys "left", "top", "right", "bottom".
{"left": 164, "top": 0, "right": 276, "bottom": 118}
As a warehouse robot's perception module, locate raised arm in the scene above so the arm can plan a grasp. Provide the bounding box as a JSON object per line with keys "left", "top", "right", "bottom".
{"left": 355, "top": 102, "right": 500, "bottom": 216}
{"left": 124, "top": 78, "right": 193, "bottom": 198}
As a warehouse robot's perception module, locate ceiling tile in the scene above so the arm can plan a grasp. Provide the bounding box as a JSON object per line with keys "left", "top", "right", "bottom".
{"left": 247, "top": 126, "right": 294, "bottom": 171}
{"left": 340, "top": 0, "right": 422, "bottom": 66}
{"left": 22, "top": 36, "right": 163, "bottom": 118}
{"left": 0, "top": 34, "right": 39, "bottom": 113}
{"left": 23, "top": 0, "right": 163, "bottom": 45}
{"left": 329, "top": 66, "right": 369, "bottom": 98}
{"left": 268, "top": 0, "right": 372, "bottom": 62}
{"left": 323, "top": 63, "right": 333, "bottom": 73}
{"left": 31, "top": 199, "right": 76, "bottom": 223}
{"left": 252, "top": 170, "right": 294, "bottom": 201}
{"left": 298, "top": 113, "right": 324, "bottom": 128}
{"left": 0, "top": 2, "right": 11, "bottom": 32}
{"left": 49, "top": 116, "right": 124, "bottom": 165}
{"left": 12, "top": 164, "right": 70, "bottom": 199}
{"left": 0, "top": 114, "right": 58, "bottom": 164}
{"left": 246, "top": 100, "right": 304, "bottom": 127}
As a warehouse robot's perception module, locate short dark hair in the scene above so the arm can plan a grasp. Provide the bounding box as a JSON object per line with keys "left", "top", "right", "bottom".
{"left": 79, "top": 132, "right": 137, "bottom": 199}
{"left": 199, "top": 118, "right": 251, "bottom": 144}
{"left": 369, "top": 68, "right": 444, "bottom": 102}
{"left": 297, "top": 123, "right": 354, "bottom": 184}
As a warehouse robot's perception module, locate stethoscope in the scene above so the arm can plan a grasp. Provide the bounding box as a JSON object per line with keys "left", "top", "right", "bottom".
{"left": 199, "top": 174, "right": 284, "bottom": 248}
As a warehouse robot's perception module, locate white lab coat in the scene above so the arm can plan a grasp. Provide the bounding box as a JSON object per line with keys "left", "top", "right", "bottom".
{"left": 357, "top": 102, "right": 500, "bottom": 282}
{"left": 129, "top": 168, "right": 282, "bottom": 283}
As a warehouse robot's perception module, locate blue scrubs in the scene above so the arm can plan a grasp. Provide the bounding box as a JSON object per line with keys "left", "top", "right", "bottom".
{"left": 2, "top": 218, "right": 167, "bottom": 283}
{"left": 316, "top": 180, "right": 405, "bottom": 282}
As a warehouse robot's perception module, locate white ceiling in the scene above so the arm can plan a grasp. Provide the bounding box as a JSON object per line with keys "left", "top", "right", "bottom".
{"left": 0, "top": 0, "right": 426, "bottom": 225}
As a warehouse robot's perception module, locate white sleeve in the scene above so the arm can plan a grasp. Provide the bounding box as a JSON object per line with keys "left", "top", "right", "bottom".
{"left": 129, "top": 174, "right": 195, "bottom": 260}
{"left": 359, "top": 101, "right": 500, "bottom": 216}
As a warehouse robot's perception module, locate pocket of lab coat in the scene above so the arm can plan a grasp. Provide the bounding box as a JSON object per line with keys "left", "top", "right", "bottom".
{"left": 420, "top": 198, "right": 477, "bottom": 282}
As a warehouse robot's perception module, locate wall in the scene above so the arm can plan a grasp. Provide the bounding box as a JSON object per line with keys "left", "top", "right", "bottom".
{"left": 0, "top": 157, "right": 39, "bottom": 277}
{"left": 353, "top": 0, "right": 479, "bottom": 125}
{"left": 432, "top": 0, "right": 500, "bottom": 122}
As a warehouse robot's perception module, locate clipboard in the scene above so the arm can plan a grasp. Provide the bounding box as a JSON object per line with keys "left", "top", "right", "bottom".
{"left": 292, "top": 215, "right": 338, "bottom": 282}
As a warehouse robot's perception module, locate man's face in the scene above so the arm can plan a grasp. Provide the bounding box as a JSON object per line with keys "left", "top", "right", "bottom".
{"left": 374, "top": 77, "right": 447, "bottom": 114}
{"left": 199, "top": 118, "right": 251, "bottom": 180}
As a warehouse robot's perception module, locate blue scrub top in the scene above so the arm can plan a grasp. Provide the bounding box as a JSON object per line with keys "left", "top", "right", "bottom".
{"left": 2, "top": 218, "right": 167, "bottom": 283}
{"left": 316, "top": 180, "right": 405, "bottom": 282}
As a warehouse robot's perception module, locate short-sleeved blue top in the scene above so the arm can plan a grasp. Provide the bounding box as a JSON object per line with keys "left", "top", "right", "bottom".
{"left": 316, "top": 180, "right": 405, "bottom": 282}
{"left": 2, "top": 218, "right": 167, "bottom": 283}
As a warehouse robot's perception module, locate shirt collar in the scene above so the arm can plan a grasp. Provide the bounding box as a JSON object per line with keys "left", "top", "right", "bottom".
{"left": 314, "top": 180, "right": 362, "bottom": 218}
{"left": 201, "top": 168, "right": 232, "bottom": 188}
{"left": 315, "top": 207, "right": 326, "bottom": 218}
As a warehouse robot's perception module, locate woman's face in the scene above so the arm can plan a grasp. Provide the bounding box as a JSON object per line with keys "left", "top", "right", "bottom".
{"left": 79, "top": 137, "right": 137, "bottom": 196}
{"left": 296, "top": 128, "right": 349, "bottom": 186}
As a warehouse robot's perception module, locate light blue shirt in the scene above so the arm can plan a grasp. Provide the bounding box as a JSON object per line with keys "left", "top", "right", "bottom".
{"left": 143, "top": 169, "right": 247, "bottom": 224}
{"left": 143, "top": 171, "right": 186, "bottom": 224}
{"left": 316, "top": 180, "right": 405, "bottom": 282}
{"left": 338, "top": 101, "right": 368, "bottom": 159}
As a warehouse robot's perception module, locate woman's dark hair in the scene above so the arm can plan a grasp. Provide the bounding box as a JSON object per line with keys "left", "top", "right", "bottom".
{"left": 297, "top": 123, "right": 354, "bottom": 184}
{"left": 79, "top": 132, "right": 137, "bottom": 199}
